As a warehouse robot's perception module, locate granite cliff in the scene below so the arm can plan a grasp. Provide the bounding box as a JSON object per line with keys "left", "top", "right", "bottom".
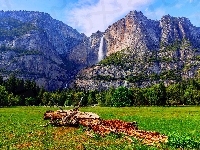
{"left": 1, "top": 10, "right": 200, "bottom": 91}
{"left": 73, "top": 11, "right": 200, "bottom": 90}
{"left": 0, "top": 11, "right": 100, "bottom": 90}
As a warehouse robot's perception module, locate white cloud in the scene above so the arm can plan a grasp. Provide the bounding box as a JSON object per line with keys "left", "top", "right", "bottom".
{"left": 144, "top": 7, "right": 166, "bottom": 20}
{"left": 0, "top": 0, "right": 12, "bottom": 10}
{"left": 65, "top": 0, "right": 153, "bottom": 36}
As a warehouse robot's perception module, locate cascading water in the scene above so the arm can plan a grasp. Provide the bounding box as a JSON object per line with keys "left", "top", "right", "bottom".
{"left": 98, "top": 36, "right": 104, "bottom": 62}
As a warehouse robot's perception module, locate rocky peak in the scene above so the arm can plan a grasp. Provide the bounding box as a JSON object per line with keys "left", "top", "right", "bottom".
{"left": 159, "top": 15, "right": 200, "bottom": 50}
{"left": 160, "top": 15, "right": 191, "bottom": 44}
{"left": 0, "top": 10, "right": 86, "bottom": 54}
{"left": 90, "top": 30, "right": 104, "bottom": 48}
{"left": 104, "top": 10, "right": 160, "bottom": 57}
{"left": 126, "top": 10, "right": 147, "bottom": 22}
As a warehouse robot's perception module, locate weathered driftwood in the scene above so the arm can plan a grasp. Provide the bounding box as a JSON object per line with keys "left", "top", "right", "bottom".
{"left": 43, "top": 108, "right": 168, "bottom": 146}
{"left": 43, "top": 108, "right": 100, "bottom": 126}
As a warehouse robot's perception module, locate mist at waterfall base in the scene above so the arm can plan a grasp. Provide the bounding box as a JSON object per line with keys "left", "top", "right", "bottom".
{"left": 98, "top": 36, "right": 104, "bottom": 62}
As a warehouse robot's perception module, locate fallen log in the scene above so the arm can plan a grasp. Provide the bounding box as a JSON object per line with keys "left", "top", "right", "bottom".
{"left": 43, "top": 109, "right": 100, "bottom": 126}
{"left": 43, "top": 108, "right": 168, "bottom": 146}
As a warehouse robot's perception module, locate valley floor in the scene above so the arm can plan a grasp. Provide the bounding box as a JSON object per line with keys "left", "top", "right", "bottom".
{"left": 0, "top": 106, "right": 200, "bottom": 149}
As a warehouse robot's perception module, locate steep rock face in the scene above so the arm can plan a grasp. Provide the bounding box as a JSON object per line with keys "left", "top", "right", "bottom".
{"left": 88, "top": 31, "right": 104, "bottom": 64}
{"left": 73, "top": 11, "right": 200, "bottom": 90}
{"left": 65, "top": 30, "right": 105, "bottom": 76}
{"left": 104, "top": 11, "right": 160, "bottom": 56}
{"left": 160, "top": 15, "right": 200, "bottom": 47}
{"left": 0, "top": 10, "right": 85, "bottom": 54}
{"left": 0, "top": 11, "right": 94, "bottom": 90}
{"left": 0, "top": 29, "right": 67, "bottom": 90}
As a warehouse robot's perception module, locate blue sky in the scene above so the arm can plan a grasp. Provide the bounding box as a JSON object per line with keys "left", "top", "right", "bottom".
{"left": 0, "top": 0, "right": 200, "bottom": 36}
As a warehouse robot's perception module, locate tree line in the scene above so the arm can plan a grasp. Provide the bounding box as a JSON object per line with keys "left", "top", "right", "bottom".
{"left": 0, "top": 75, "right": 200, "bottom": 107}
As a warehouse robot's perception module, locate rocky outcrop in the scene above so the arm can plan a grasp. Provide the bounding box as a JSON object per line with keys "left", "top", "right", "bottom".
{"left": 104, "top": 11, "right": 160, "bottom": 56}
{"left": 88, "top": 31, "right": 104, "bottom": 64}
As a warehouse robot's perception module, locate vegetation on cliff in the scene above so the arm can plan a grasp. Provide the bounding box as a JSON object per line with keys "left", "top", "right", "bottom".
{"left": 0, "top": 18, "right": 38, "bottom": 40}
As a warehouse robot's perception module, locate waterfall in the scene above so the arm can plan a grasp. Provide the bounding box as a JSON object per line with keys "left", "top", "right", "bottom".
{"left": 98, "top": 36, "right": 104, "bottom": 62}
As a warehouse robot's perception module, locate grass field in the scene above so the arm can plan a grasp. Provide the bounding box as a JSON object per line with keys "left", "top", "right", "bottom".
{"left": 0, "top": 106, "right": 200, "bottom": 150}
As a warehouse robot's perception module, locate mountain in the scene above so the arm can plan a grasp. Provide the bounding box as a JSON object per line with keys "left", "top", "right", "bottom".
{"left": 1, "top": 10, "right": 200, "bottom": 91}
{"left": 73, "top": 11, "right": 200, "bottom": 90}
{"left": 0, "top": 10, "right": 103, "bottom": 90}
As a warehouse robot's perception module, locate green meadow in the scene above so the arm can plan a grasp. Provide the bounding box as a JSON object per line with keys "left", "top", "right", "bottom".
{"left": 0, "top": 106, "right": 200, "bottom": 149}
